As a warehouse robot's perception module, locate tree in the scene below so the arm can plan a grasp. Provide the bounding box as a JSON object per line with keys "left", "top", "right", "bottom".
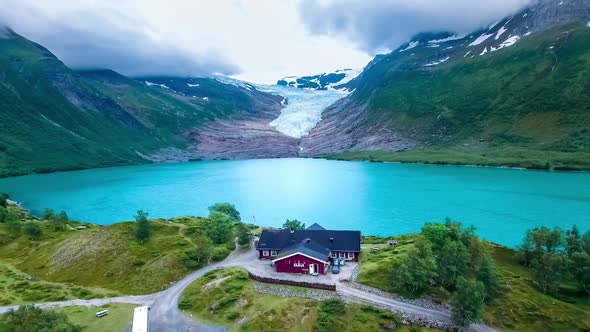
{"left": 50, "top": 211, "right": 69, "bottom": 231}
{"left": 394, "top": 237, "right": 437, "bottom": 294}
{"left": 208, "top": 203, "right": 241, "bottom": 222}
{"left": 207, "top": 211, "right": 232, "bottom": 244}
{"left": 4, "top": 305, "right": 81, "bottom": 332}
{"left": 41, "top": 209, "right": 55, "bottom": 221}
{"left": 582, "top": 231, "right": 590, "bottom": 254}
{"left": 436, "top": 240, "right": 470, "bottom": 287}
{"left": 282, "top": 219, "right": 305, "bottom": 230}
{"left": 566, "top": 225, "right": 583, "bottom": 255}
{"left": 236, "top": 223, "right": 253, "bottom": 247}
{"left": 0, "top": 193, "right": 7, "bottom": 207}
{"left": 421, "top": 223, "right": 450, "bottom": 251}
{"left": 519, "top": 230, "right": 536, "bottom": 266}
{"left": 533, "top": 253, "right": 567, "bottom": 294}
{"left": 477, "top": 254, "right": 500, "bottom": 302}
{"left": 183, "top": 236, "right": 213, "bottom": 269}
{"left": 0, "top": 206, "right": 6, "bottom": 223}
{"left": 134, "top": 210, "right": 151, "bottom": 244}
{"left": 451, "top": 277, "right": 486, "bottom": 328}
{"left": 569, "top": 252, "right": 590, "bottom": 302}
{"left": 23, "top": 222, "right": 43, "bottom": 241}
{"left": 545, "top": 227, "right": 564, "bottom": 253}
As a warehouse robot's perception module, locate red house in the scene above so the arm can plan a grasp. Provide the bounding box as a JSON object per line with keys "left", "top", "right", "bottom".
{"left": 256, "top": 223, "right": 361, "bottom": 275}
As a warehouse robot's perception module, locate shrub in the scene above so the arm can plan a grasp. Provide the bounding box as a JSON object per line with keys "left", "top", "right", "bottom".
{"left": 211, "top": 247, "right": 230, "bottom": 262}
{"left": 319, "top": 299, "right": 346, "bottom": 314}
{"left": 178, "top": 299, "right": 192, "bottom": 310}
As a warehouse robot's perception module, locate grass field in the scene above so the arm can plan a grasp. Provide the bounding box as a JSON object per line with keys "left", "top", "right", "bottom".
{"left": 358, "top": 235, "right": 590, "bottom": 331}
{"left": 179, "top": 267, "right": 441, "bottom": 332}
{"left": 54, "top": 303, "right": 137, "bottom": 332}
{"left": 327, "top": 148, "right": 590, "bottom": 171}
{"left": 0, "top": 206, "right": 235, "bottom": 299}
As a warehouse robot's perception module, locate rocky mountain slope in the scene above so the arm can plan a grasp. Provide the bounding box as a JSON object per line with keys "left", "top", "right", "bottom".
{"left": 303, "top": 0, "right": 590, "bottom": 163}
{"left": 0, "top": 29, "right": 295, "bottom": 176}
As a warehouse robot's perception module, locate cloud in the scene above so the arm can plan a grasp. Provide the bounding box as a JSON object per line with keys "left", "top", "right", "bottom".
{"left": 0, "top": 1, "right": 239, "bottom": 77}
{"left": 298, "top": 0, "right": 534, "bottom": 54}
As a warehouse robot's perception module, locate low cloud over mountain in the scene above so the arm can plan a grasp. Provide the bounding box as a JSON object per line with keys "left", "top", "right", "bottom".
{"left": 0, "top": 1, "right": 239, "bottom": 77}
{"left": 298, "top": 0, "right": 533, "bottom": 53}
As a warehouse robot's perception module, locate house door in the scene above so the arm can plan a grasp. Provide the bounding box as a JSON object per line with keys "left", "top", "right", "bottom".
{"left": 309, "top": 264, "right": 316, "bottom": 275}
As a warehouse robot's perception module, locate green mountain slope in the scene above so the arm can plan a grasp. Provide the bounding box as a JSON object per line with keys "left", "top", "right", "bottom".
{"left": 0, "top": 29, "right": 283, "bottom": 177}
{"left": 305, "top": 0, "right": 590, "bottom": 169}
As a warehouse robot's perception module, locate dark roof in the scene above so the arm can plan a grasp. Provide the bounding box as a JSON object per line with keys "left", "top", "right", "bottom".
{"left": 256, "top": 229, "right": 361, "bottom": 252}
{"left": 273, "top": 239, "right": 330, "bottom": 262}
{"left": 306, "top": 223, "right": 326, "bottom": 231}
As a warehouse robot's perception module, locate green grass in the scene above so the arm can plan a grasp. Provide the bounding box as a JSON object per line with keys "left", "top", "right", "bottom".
{"left": 327, "top": 148, "right": 590, "bottom": 171}
{"left": 53, "top": 303, "right": 136, "bottom": 332}
{"left": 0, "top": 262, "right": 118, "bottom": 306}
{"left": 179, "top": 267, "right": 441, "bottom": 332}
{"left": 0, "top": 206, "right": 235, "bottom": 297}
{"left": 357, "top": 235, "right": 590, "bottom": 331}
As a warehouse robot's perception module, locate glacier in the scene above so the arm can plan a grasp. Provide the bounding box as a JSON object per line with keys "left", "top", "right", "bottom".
{"left": 256, "top": 84, "right": 348, "bottom": 139}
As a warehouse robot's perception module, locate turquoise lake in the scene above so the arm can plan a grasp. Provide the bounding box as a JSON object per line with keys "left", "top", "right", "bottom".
{"left": 1, "top": 158, "right": 589, "bottom": 247}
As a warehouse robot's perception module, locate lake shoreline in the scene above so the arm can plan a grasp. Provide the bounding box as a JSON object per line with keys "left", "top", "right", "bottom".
{"left": 2, "top": 152, "right": 590, "bottom": 180}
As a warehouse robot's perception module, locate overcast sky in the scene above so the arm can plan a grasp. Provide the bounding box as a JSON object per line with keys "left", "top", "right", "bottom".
{"left": 0, "top": 0, "right": 532, "bottom": 83}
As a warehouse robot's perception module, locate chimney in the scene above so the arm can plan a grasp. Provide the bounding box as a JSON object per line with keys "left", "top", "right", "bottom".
{"left": 329, "top": 237, "right": 334, "bottom": 243}
{"left": 290, "top": 228, "right": 295, "bottom": 234}
{"left": 306, "top": 238, "right": 311, "bottom": 243}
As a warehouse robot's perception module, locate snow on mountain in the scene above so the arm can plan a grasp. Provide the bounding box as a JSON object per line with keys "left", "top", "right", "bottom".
{"left": 277, "top": 69, "right": 361, "bottom": 91}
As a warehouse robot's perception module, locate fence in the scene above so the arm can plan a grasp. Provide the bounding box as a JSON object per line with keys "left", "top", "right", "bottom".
{"left": 248, "top": 272, "right": 337, "bottom": 291}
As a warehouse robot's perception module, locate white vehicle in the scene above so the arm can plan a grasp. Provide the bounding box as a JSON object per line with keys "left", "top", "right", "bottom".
{"left": 131, "top": 306, "right": 151, "bottom": 332}
{"left": 95, "top": 310, "right": 108, "bottom": 318}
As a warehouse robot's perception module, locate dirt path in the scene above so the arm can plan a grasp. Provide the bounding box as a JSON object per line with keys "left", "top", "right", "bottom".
{"left": 0, "top": 244, "right": 497, "bottom": 332}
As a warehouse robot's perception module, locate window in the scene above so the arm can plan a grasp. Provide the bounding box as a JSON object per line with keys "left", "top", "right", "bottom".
{"left": 262, "top": 250, "right": 269, "bottom": 256}
{"left": 330, "top": 251, "right": 337, "bottom": 258}
{"left": 271, "top": 250, "right": 278, "bottom": 256}
{"left": 347, "top": 252, "right": 354, "bottom": 259}
{"left": 339, "top": 252, "right": 345, "bottom": 258}
{"left": 294, "top": 261, "right": 305, "bottom": 267}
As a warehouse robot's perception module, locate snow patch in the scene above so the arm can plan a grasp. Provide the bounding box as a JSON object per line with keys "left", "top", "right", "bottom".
{"left": 187, "top": 83, "right": 200, "bottom": 87}
{"left": 480, "top": 47, "right": 488, "bottom": 56}
{"left": 428, "top": 34, "right": 464, "bottom": 44}
{"left": 399, "top": 41, "right": 419, "bottom": 52}
{"left": 496, "top": 26, "right": 508, "bottom": 40}
{"left": 427, "top": 44, "right": 440, "bottom": 48}
{"left": 469, "top": 33, "right": 494, "bottom": 46}
{"left": 424, "top": 57, "right": 450, "bottom": 67}
{"left": 464, "top": 50, "right": 473, "bottom": 58}
{"left": 202, "top": 97, "right": 209, "bottom": 101}
{"left": 145, "top": 81, "right": 170, "bottom": 89}
{"left": 496, "top": 35, "right": 520, "bottom": 50}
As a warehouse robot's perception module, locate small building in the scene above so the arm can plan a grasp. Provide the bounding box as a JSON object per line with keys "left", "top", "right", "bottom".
{"left": 256, "top": 223, "right": 361, "bottom": 275}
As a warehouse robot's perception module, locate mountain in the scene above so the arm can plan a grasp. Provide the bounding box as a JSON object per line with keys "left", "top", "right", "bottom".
{"left": 0, "top": 28, "right": 295, "bottom": 177}
{"left": 277, "top": 69, "right": 360, "bottom": 91}
{"left": 301, "top": 0, "right": 590, "bottom": 169}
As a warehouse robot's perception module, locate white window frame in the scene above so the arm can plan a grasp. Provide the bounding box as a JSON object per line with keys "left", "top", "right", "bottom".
{"left": 270, "top": 250, "right": 278, "bottom": 257}
{"left": 339, "top": 252, "right": 346, "bottom": 258}
{"left": 262, "top": 250, "right": 269, "bottom": 256}
{"left": 347, "top": 252, "right": 354, "bottom": 259}
{"left": 294, "top": 261, "right": 305, "bottom": 267}
{"left": 330, "top": 251, "right": 337, "bottom": 258}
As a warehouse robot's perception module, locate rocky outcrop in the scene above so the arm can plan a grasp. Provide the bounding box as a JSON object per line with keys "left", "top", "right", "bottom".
{"left": 299, "top": 98, "right": 415, "bottom": 156}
